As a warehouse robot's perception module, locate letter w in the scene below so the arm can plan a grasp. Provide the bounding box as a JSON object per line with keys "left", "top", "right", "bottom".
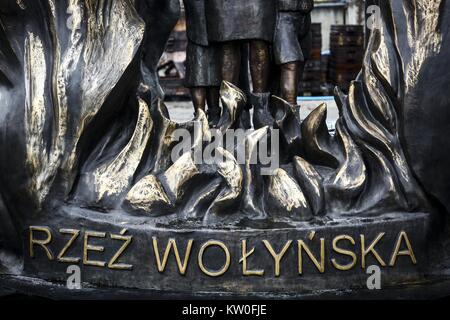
{"left": 152, "top": 237, "right": 193, "bottom": 275}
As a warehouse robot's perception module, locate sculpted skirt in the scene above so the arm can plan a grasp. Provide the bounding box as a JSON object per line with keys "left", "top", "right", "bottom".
{"left": 184, "top": 41, "right": 221, "bottom": 87}
{"left": 205, "top": 0, "right": 276, "bottom": 43}
{"left": 273, "top": 12, "right": 312, "bottom": 65}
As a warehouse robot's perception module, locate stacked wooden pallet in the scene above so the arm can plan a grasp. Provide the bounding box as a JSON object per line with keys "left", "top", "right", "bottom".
{"left": 328, "top": 25, "right": 364, "bottom": 93}
{"left": 299, "top": 23, "right": 323, "bottom": 96}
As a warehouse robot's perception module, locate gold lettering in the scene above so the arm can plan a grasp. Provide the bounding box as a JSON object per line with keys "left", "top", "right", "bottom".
{"left": 108, "top": 229, "right": 133, "bottom": 270}
{"left": 198, "top": 240, "right": 230, "bottom": 277}
{"left": 389, "top": 231, "right": 417, "bottom": 266}
{"left": 29, "top": 226, "right": 54, "bottom": 260}
{"left": 331, "top": 235, "right": 357, "bottom": 271}
{"left": 298, "top": 238, "right": 325, "bottom": 274}
{"left": 263, "top": 240, "right": 292, "bottom": 277}
{"left": 57, "top": 229, "right": 80, "bottom": 263}
{"left": 361, "top": 233, "right": 386, "bottom": 268}
{"left": 152, "top": 237, "right": 193, "bottom": 275}
{"left": 83, "top": 231, "right": 106, "bottom": 267}
{"left": 240, "top": 240, "right": 264, "bottom": 276}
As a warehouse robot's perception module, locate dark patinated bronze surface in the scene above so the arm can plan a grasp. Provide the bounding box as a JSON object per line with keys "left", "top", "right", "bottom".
{"left": 205, "top": 0, "right": 277, "bottom": 43}
{"left": 274, "top": 1, "right": 314, "bottom": 105}
{"left": 138, "top": 0, "right": 181, "bottom": 99}
{"left": 0, "top": 0, "right": 449, "bottom": 298}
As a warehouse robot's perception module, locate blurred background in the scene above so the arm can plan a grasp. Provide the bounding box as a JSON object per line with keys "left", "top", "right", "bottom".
{"left": 161, "top": 0, "right": 367, "bottom": 126}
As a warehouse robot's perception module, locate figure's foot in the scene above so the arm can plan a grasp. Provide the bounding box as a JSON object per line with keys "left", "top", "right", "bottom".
{"left": 207, "top": 108, "right": 221, "bottom": 128}
{"left": 271, "top": 95, "right": 303, "bottom": 157}
{"left": 251, "top": 92, "right": 274, "bottom": 129}
{"left": 239, "top": 108, "right": 252, "bottom": 130}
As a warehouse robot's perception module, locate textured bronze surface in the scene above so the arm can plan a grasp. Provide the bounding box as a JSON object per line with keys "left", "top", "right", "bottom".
{"left": 0, "top": 0, "right": 437, "bottom": 229}
{"left": 0, "top": 0, "right": 449, "bottom": 297}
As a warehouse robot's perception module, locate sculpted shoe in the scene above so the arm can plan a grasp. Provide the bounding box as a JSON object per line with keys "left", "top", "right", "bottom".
{"left": 238, "top": 108, "right": 252, "bottom": 130}
{"left": 207, "top": 106, "right": 221, "bottom": 128}
{"left": 250, "top": 92, "right": 274, "bottom": 129}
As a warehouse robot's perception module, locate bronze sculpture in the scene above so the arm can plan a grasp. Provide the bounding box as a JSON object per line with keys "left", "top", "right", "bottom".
{"left": 204, "top": 0, "right": 276, "bottom": 129}
{"left": 196, "top": 0, "right": 314, "bottom": 127}
{"left": 273, "top": 0, "right": 314, "bottom": 105}
{"left": 0, "top": 0, "right": 449, "bottom": 299}
{"left": 205, "top": 0, "right": 276, "bottom": 95}
{"left": 183, "top": 0, "right": 221, "bottom": 126}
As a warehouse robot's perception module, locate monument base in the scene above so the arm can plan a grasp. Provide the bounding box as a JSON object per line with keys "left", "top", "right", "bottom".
{"left": 3, "top": 208, "right": 431, "bottom": 297}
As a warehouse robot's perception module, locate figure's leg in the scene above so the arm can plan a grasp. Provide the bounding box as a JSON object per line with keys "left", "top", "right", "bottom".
{"left": 249, "top": 40, "right": 270, "bottom": 93}
{"left": 280, "top": 61, "right": 300, "bottom": 105}
{"left": 237, "top": 43, "right": 252, "bottom": 129}
{"left": 220, "top": 42, "right": 241, "bottom": 85}
{"left": 190, "top": 87, "right": 207, "bottom": 114}
{"left": 248, "top": 41, "right": 271, "bottom": 128}
{"left": 206, "top": 87, "right": 221, "bottom": 127}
